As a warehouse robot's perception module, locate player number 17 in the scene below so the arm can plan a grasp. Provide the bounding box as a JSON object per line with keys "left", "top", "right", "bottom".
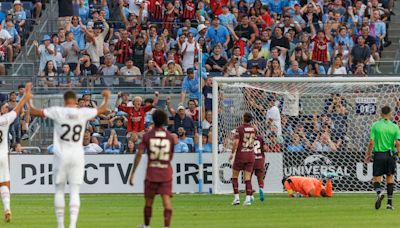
{"left": 149, "top": 138, "right": 171, "bottom": 161}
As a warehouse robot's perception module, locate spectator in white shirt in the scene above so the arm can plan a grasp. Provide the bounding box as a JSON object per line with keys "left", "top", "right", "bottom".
{"left": 266, "top": 95, "right": 282, "bottom": 141}
{"left": 327, "top": 56, "right": 347, "bottom": 75}
{"left": 83, "top": 129, "right": 103, "bottom": 154}
{"left": 33, "top": 35, "right": 56, "bottom": 73}
{"left": 0, "top": 22, "right": 14, "bottom": 62}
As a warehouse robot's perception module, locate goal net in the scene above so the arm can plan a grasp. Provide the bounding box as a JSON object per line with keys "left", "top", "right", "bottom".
{"left": 211, "top": 77, "right": 400, "bottom": 194}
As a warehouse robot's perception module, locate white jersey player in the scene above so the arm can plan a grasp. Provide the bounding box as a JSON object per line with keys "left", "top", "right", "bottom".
{"left": 26, "top": 84, "right": 110, "bottom": 228}
{"left": 0, "top": 89, "right": 29, "bottom": 223}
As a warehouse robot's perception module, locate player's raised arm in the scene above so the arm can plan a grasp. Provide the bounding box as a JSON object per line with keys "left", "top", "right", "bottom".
{"left": 25, "top": 83, "right": 45, "bottom": 118}
{"left": 96, "top": 89, "right": 111, "bottom": 115}
{"left": 12, "top": 84, "right": 31, "bottom": 116}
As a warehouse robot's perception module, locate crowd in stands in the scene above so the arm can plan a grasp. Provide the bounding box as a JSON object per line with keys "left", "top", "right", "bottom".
{"left": 32, "top": 0, "right": 394, "bottom": 87}
{"left": 2, "top": 0, "right": 398, "bottom": 153}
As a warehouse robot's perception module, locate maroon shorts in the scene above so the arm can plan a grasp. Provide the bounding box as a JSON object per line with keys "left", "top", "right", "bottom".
{"left": 253, "top": 157, "right": 265, "bottom": 171}
{"left": 233, "top": 160, "right": 255, "bottom": 173}
{"left": 144, "top": 180, "right": 172, "bottom": 198}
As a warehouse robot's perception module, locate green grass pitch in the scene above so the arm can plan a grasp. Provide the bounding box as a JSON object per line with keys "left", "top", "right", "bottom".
{"left": 2, "top": 194, "right": 399, "bottom": 227}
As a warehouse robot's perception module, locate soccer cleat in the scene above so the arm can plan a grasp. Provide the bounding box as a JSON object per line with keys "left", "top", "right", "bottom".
{"left": 137, "top": 225, "right": 150, "bottom": 228}
{"left": 375, "top": 193, "right": 385, "bottom": 210}
{"left": 4, "top": 209, "right": 11, "bottom": 223}
{"left": 250, "top": 195, "right": 255, "bottom": 203}
{"left": 386, "top": 204, "right": 394, "bottom": 210}
{"left": 243, "top": 200, "right": 252, "bottom": 206}
{"left": 259, "top": 189, "right": 265, "bottom": 202}
{"left": 232, "top": 198, "right": 240, "bottom": 206}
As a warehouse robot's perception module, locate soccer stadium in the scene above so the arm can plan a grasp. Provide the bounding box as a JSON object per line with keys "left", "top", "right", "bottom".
{"left": 0, "top": 0, "right": 400, "bottom": 227}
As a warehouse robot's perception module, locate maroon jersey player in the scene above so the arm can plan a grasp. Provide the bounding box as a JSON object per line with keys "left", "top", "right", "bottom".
{"left": 253, "top": 135, "right": 268, "bottom": 202}
{"left": 229, "top": 112, "right": 257, "bottom": 206}
{"left": 129, "top": 110, "right": 178, "bottom": 228}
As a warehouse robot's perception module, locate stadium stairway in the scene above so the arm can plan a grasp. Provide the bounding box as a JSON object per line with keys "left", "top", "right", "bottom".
{"left": 379, "top": 3, "right": 400, "bottom": 74}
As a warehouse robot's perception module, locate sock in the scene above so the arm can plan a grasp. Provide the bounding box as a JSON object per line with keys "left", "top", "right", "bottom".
{"left": 164, "top": 208, "right": 172, "bottom": 228}
{"left": 387, "top": 183, "right": 394, "bottom": 205}
{"left": 245, "top": 195, "right": 252, "bottom": 202}
{"left": 0, "top": 186, "right": 10, "bottom": 211}
{"left": 69, "top": 185, "right": 80, "bottom": 228}
{"left": 234, "top": 194, "right": 239, "bottom": 200}
{"left": 325, "top": 179, "right": 333, "bottom": 197}
{"left": 256, "top": 170, "right": 264, "bottom": 189}
{"left": 54, "top": 184, "right": 65, "bottom": 228}
{"left": 373, "top": 182, "right": 381, "bottom": 195}
{"left": 232, "top": 178, "right": 239, "bottom": 194}
{"left": 144, "top": 206, "right": 152, "bottom": 226}
{"left": 245, "top": 180, "right": 252, "bottom": 196}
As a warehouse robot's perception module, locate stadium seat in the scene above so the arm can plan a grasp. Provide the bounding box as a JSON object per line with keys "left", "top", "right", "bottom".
{"left": 104, "top": 129, "right": 111, "bottom": 137}
{"left": 1, "top": 2, "right": 12, "bottom": 12}
{"left": 22, "top": 1, "right": 33, "bottom": 10}
{"left": 156, "top": 99, "right": 166, "bottom": 109}
{"left": 187, "top": 144, "right": 194, "bottom": 153}
{"left": 115, "top": 128, "right": 126, "bottom": 137}
{"left": 118, "top": 136, "right": 127, "bottom": 145}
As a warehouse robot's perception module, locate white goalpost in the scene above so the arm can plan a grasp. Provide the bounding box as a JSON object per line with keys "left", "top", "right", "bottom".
{"left": 212, "top": 77, "right": 400, "bottom": 194}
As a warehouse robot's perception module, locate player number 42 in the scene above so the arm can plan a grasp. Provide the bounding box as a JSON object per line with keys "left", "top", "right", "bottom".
{"left": 149, "top": 138, "right": 171, "bottom": 161}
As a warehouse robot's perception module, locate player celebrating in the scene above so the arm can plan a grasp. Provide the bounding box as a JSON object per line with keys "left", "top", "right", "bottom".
{"left": 253, "top": 135, "right": 267, "bottom": 202}
{"left": 0, "top": 85, "right": 30, "bottom": 222}
{"left": 364, "top": 106, "right": 400, "bottom": 210}
{"left": 282, "top": 176, "right": 334, "bottom": 198}
{"left": 128, "top": 109, "right": 178, "bottom": 228}
{"left": 26, "top": 84, "right": 110, "bottom": 228}
{"left": 229, "top": 112, "right": 257, "bottom": 206}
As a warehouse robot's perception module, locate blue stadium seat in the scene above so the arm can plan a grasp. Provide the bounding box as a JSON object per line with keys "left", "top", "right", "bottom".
{"left": 22, "top": 2, "right": 32, "bottom": 10}
{"left": 1, "top": 2, "right": 12, "bottom": 12}
{"left": 118, "top": 136, "right": 127, "bottom": 145}
{"left": 104, "top": 128, "right": 111, "bottom": 137}
{"left": 115, "top": 128, "right": 126, "bottom": 137}
{"left": 156, "top": 99, "right": 166, "bottom": 109}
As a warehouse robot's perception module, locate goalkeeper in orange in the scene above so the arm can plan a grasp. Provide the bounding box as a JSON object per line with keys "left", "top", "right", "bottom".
{"left": 282, "top": 175, "right": 335, "bottom": 198}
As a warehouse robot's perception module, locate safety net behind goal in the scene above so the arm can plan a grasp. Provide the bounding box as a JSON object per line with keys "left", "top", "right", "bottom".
{"left": 212, "top": 78, "right": 400, "bottom": 194}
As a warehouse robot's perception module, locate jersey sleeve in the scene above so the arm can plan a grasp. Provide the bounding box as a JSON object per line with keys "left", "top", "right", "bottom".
{"left": 369, "top": 123, "right": 376, "bottom": 140}
{"left": 139, "top": 134, "right": 147, "bottom": 151}
{"left": 43, "top": 107, "right": 59, "bottom": 120}
{"left": 0, "top": 111, "right": 17, "bottom": 126}
{"left": 396, "top": 125, "right": 400, "bottom": 140}
{"left": 79, "top": 108, "right": 98, "bottom": 121}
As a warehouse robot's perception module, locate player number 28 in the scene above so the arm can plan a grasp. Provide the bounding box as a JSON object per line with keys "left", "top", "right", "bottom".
{"left": 60, "top": 124, "right": 83, "bottom": 142}
{"left": 242, "top": 133, "right": 255, "bottom": 149}
{"left": 149, "top": 138, "right": 171, "bottom": 161}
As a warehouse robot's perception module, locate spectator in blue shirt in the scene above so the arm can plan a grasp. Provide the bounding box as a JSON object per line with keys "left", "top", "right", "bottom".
{"left": 177, "top": 127, "right": 194, "bottom": 152}
{"left": 180, "top": 68, "right": 204, "bottom": 104}
{"left": 304, "top": 61, "right": 326, "bottom": 76}
{"left": 177, "top": 19, "right": 198, "bottom": 38}
{"left": 195, "top": 134, "right": 212, "bottom": 153}
{"left": 175, "top": 140, "right": 189, "bottom": 153}
{"left": 103, "top": 129, "right": 122, "bottom": 153}
{"left": 202, "top": 77, "right": 213, "bottom": 112}
{"left": 205, "top": 16, "right": 230, "bottom": 50}
{"left": 285, "top": 60, "right": 304, "bottom": 76}
{"left": 67, "top": 16, "right": 86, "bottom": 50}
{"left": 218, "top": 5, "right": 237, "bottom": 29}
{"left": 268, "top": 0, "right": 286, "bottom": 16}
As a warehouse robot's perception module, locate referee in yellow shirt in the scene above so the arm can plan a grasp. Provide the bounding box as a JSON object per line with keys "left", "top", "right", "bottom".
{"left": 365, "top": 106, "right": 400, "bottom": 210}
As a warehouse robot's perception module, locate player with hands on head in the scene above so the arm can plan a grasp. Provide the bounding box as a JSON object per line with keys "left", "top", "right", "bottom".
{"left": 26, "top": 83, "right": 111, "bottom": 228}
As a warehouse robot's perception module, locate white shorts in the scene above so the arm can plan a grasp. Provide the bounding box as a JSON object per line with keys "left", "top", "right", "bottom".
{"left": 0, "top": 155, "right": 10, "bottom": 183}
{"left": 53, "top": 154, "right": 84, "bottom": 185}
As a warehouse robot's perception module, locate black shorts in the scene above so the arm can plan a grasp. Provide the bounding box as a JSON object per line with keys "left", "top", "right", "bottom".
{"left": 373, "top": 152, "right": 396, "bottom": 176}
